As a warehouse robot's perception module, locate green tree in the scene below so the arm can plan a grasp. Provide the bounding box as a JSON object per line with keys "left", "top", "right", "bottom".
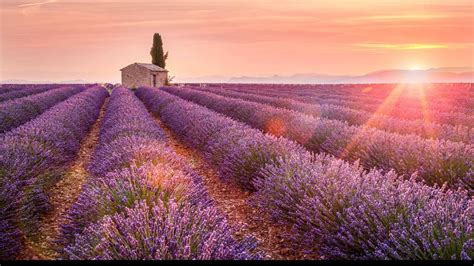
{"left": 150, "top": 33, "right": 168, "bottom": 68}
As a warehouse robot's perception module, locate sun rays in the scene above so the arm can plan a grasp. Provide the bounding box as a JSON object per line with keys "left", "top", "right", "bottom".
{"left": 340, "top": 83, "right": 439, "bottom": 159}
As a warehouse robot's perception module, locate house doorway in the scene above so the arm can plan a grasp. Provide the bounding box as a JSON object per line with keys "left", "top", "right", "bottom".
{"left": 152, "top": 74, "right": 157, "bottom": 87}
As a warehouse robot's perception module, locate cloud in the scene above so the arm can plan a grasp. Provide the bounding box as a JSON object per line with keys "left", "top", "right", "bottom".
{"left": 354, "top": 43, "right": 449, "bottom": 50}
{"left": 16, "top": 0, "right": 59, "bottom": 16}
{"left": 357, "top": 14, "right": 451, "bottom": 21}
{"left": 336, "top": 13, "right": 455, "bottom": 26}
{"left": 17, "top": 0, "right": 58, "bottom": 8}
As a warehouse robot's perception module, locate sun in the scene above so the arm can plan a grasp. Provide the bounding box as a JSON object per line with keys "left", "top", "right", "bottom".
{"left": 408, "top": 64, "right": 424, "bottom": 71}
{"left": 402, "top": 64, "right": 428, "bottom": 82}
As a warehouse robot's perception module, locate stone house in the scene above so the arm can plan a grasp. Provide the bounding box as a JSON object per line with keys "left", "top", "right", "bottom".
{"left": 120, "top": 63, "right": 168, "bottom": 88}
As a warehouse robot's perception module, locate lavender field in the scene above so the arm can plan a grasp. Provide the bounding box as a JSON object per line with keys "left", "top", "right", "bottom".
{"left": 0, "top": 83, "right": 472, "bottom": 260}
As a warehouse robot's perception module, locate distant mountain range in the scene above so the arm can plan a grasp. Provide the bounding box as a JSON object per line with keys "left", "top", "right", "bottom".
{"left": 227, "top": 68, "right": 474, "bottom": 84}
{"left": 2, "top": 68, "right": 473, "bottom": 84}
{"left": 173, "top": 75, "right": 230, "bottom": 84}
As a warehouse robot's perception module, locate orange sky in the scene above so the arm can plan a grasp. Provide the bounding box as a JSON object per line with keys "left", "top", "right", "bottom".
{"left": 1, "top": 0, "right": 473, "bottom": 82}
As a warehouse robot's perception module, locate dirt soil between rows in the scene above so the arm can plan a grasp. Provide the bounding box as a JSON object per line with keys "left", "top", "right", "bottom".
{"left": 153, "top": 117, "right": 319, "bottom": 260}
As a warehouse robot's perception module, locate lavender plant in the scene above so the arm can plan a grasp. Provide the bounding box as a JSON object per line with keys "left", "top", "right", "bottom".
{"left": 59, "top": 87, "right": 259, "bottom": 260}
{"left": 161, "top": 86, "right": 473, "bottom": 188}
{"left": 137, "top": 86, "right": 472, "bottom": 260}
{"left": 0, "top": 86, "right": 53, "bottom": 102}
{"left": 212, "top": 83, "right": 474, "bottom": 123}
{"left": 254, "top": 154, "right": 473, "bottom": 259}
{"left": 63, "top": 200, "right": 257, "bottom": 260}
{"left": 197, "top": 87, "right": 473, "bottom": 144}
{"left": 0, "top": 86, "right": 108, "bottom": 259}
{"left": 0, "top": 86, "right": 84, "bottom": 133}
{"left": 137, "top": 87, "right": 306, "bottom": 190}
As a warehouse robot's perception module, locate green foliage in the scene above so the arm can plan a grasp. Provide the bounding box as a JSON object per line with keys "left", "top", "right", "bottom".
{"left": 150, "top": 33, "right": 167, "bottom": 68}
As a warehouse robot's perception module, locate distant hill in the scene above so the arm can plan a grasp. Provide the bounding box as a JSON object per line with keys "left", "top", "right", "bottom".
{"left": 228, "top": 68, "right": 474, "bottom": 84}
{"left": 343, "top": 69, "right": 474, "bottom": 84}
{"left": 3, "top": 68, "right": 473, "bottom": 85}
{"left": 173, "top": 75, "right": 230, "bottom": 83}
{"left": 228, "top": 73, "right": 350, "bottom": 84}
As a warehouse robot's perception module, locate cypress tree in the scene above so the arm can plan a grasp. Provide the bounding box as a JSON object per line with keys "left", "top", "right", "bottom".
{"left": 150, "top": 33, "right": 167, "bottom": 68}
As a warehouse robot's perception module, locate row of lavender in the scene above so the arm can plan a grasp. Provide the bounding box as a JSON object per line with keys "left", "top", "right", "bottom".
{"left": 0, "top": 85, "right": 23, "bottom": 94}
{"left": 0, "top": 86, "right": 86, "bottom": 134}
{"left": 195, "top": 87, "right": 473, "bottom": 143}
{"left": 58, "top": 87, "right": 258, "bottom": 259}
{"left": 200, "top": 84, "right": 474, "bottom": 132}
{"left": 194, "top": 83, "right": 474, "bottom": 99}
{"left": 0, "top": 86, "right": 53, "bottom": 102}
{"left": 0, "top": 86, "right": 108, "bottom": 259}
{"left": 254, "top": 85, "right": 474, "bottom": 109}
{"left": 161, "top": 87, "right": 473, "bottom": 190}
{"left": 197, "top": 83, "right": 474, "bottom": 100}
{"left": 0, "top": 84, "right": 89, "bottom": 91}
{"left": 0, "top": 84, "right": 61, "bottom": 95}
{"left": 137, "top": 87, "right": 473, "bottom": 260}
{"left": 202, "top": 83, "right": 474, "bottom": 114}
{"left": 215, "top": 85, "right": 474, "bottom": 127}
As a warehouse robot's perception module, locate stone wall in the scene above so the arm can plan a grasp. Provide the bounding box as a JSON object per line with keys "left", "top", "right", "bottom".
{"left": 153, "top": 72, "right": 168, "bottom": 87}
{"left": 121, "top": 64, "right": 167, "bottom": 88}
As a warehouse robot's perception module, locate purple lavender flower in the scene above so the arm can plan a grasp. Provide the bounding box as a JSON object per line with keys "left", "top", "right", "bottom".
{"left": 137, "top": 86, "right": 472, "bottom": 260}
{"left": 0, "top": 86, "right": 52, "bottom": 102}
{"left": 0, "top": 86, "right": 85, "bottom": 133}
{"left": 59, "top": 87, "right": 259, "bottom": 259}
{"left": 160, "top": 86, "right": 473, "bottom": 189}
{"left": 255, "top": 153, "right": 473, "bottom": 259}
{"left": 63, "top": 200, "right": 258, "bottom": 260}
{"left": 0, "top": 86, "right": 108, "bottom": 259}
{"left": 196, "top": 86, "right": 473, "bottom": 144}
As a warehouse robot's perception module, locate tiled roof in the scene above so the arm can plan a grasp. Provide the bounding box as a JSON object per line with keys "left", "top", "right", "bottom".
{"left": 121, "top": 63, "right": 168, "bottom": 72}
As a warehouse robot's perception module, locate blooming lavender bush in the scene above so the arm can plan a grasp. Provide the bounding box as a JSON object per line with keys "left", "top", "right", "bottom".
{"left": 0, "top": 180, "right": 22, "bottom": 260}
{"left": 60, "top": 87, "right": 259, "bottom": 259}
{"left": 0, "top": 84, "right": 87, "bottom": 95}
{"left": 215, "top": 83, "right": 474, "bottom": 126}
{"left": 138, "top": 87, "right": 472, "bottom": 260}
{"left": 254, "top": 154, "right": 473, "bottom": 259}
{"left": 60, "top": 87, "right": 173, "bottom": 245}
{"left": 137, "top": 87, "right": 306, "bottom": 190}
{"left": 0, "top": 85, "right": 25, "bottom": 94}
{"left": 0, "top": 86, "right": 53, "bottom": 102}
{"left": 0, "top": 86, "right": 107, "bottom": 259}
{"left": 63, "top": 200, "right": 257, "bottom": 260}
{"left": 197, "top": 87, "right": 473, "bottom": 144}
{"left": 59, "top": 160, "right": 210, "bottom": 248}
{"left": 0, "top": 86, "right": 84, "bottom": 133}
{"left": 95, "top": 87, "right": 166, "bottom": 146}
{"left": 161, "top": 86, "right": 474, "bottom": 188}
{"left": 217, "top": 134, "right": 307, "bottom": 191}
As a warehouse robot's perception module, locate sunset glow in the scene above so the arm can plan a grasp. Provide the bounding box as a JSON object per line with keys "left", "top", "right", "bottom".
{"left": 1, "top": 0, "right": 473, "bottom": 82}
{"left": 409, "top": 64, "right": 425, "bottom": 70}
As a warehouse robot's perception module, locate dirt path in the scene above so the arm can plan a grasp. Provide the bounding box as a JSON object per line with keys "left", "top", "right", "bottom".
{"left": 154, "top": 118, "right": 319, "bottom": 260}
{"left": 18, "top": 99, "right": 108, "bottom": 260}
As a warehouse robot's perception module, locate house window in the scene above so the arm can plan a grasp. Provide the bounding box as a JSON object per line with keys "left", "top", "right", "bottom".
{"left": 152, "top": 74, "right": 157, "bottom": 87}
